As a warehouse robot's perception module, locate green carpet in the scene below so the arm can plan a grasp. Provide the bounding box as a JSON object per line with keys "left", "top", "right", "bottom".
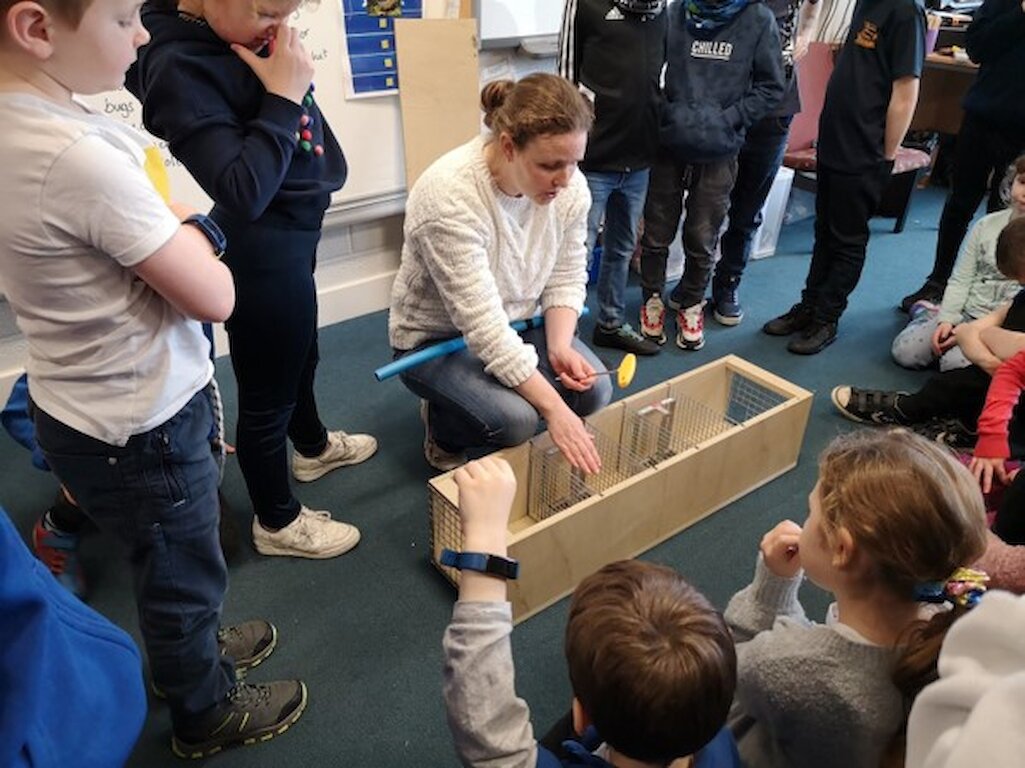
{"left": 0, "top": 186, "right": 951, "bottom": 766}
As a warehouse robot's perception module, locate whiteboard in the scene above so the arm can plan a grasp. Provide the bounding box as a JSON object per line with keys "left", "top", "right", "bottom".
{"left": 478, "top": 0, "right": 564, "bottom": 45}
{"left": 79, "top": 0, "right": 406, "bottom": 219}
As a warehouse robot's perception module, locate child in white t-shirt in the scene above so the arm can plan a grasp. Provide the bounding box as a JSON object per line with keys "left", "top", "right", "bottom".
{"left": 0, "top": 0, "right": 304, "bottom": 756}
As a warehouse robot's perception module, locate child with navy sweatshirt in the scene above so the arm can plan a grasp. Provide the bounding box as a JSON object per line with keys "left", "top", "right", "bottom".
{"left": 638, "top": 0, "right": 784, "bottom": 352}
{"left": 127, "top": 0, "right": 377, "bottom": 560}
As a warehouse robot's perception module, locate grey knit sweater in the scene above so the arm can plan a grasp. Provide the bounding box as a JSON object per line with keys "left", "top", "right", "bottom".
{"left": 725, "top": 558, "right": 904, "bottom": 768}
{"left": 388, "top": 135, "right": 590, "bottom": 388}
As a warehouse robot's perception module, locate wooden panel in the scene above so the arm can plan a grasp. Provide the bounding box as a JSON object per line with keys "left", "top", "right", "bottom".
{"left": 394, "top": 19, "right": 480, "bottom": 189}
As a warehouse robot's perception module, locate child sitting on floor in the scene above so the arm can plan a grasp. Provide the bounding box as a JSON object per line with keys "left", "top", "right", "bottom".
{"left": 832, "top": 216, "right": 1025, "bottom": 448}
{"left": 727, "top": 429, "right": 988, "bottom": 768}
{"left": 892, "top": 155, "right": 1025, "bottom": 371}
{"left": 442, "top": 456, "right": 740, "bottom": 768}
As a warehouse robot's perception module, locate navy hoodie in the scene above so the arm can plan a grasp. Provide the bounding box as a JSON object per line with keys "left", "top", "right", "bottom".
{"left": 660, "top": 0, "right": 785, "bottom": 163}
{"left": 126, "top": 5, "right": 346, "bottom": 229}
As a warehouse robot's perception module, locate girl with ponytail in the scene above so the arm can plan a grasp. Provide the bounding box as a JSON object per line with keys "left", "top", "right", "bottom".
{"left": 725, "top": 429, "right": 989, "bottom": 768}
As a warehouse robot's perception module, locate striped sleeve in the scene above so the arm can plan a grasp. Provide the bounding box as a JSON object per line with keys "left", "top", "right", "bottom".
{"left": 558, "top": 0, "right": 581, "bottom": 82}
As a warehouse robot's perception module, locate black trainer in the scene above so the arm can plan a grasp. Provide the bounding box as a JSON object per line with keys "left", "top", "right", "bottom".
{"left": 787, "top": 321, "right": 837, "bottom": 355}
{"left": 831, "top": 386, "right": 909, "bottom": 425}
{"left": 592, "top": 323, "right": 660, "bottom": 356}
{"left": 762, "top": 303, "right": 814, "bottom": 336}
{"left": 912, "top": 417, "right": 977, "bottom": 450}
{"left": 171, "top": 680, "right": 308, "bottom": 759}
{"left": 899, "top": 281, "right": 944, "bottom": 313}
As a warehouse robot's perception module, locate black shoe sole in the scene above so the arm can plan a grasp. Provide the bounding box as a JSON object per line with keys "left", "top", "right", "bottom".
{"left": 171, "top": 682, "right": 308, "bottom": 759}
{"left": 787, "top": 332, "right": 837, "bottom": 355}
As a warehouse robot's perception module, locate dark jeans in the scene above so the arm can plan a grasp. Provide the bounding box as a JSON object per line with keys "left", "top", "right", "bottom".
{"left": 215, "top": 212, "right": 328, "bottom": 530}
{"left": 993, "top": 471, "right": 1025, "bottom": 545}
{"left": 929, "top": 113, "right": 1025, "bottom": 287}
{"left": 33, "top": 389, "right": 234, "bottom": 725}
{"left": 640, "top": 151, "right": 739, "bottom": 308}
{"left": 397, "top": 326, "right": 612, "bottom": 453}
{"left": 897, "top": 364, "right": 992, "bottom": 426}
{"left": 716, "top": 115, "right": 793, "bottom": 282}
{"left": 800, "top": 161, "right": 893, "bottom": 324}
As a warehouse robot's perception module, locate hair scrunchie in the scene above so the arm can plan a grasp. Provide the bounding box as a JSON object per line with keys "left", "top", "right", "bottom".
{"left": 914, "top": 567, "right": 990, "bottom": 608}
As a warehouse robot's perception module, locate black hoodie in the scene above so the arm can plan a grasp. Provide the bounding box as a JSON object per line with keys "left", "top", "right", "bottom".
{"left": 126, "top": 5, "right": 346, "bottom": 229}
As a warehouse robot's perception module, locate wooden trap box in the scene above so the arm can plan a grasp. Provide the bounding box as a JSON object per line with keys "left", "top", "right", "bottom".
{"left": 427, "top": 355, "right": 812, "bottom": 623}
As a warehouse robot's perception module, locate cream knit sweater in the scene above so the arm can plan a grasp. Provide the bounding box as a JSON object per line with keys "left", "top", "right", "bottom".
{"left": 388, "top": 135, "right": 590, "bottom": 388}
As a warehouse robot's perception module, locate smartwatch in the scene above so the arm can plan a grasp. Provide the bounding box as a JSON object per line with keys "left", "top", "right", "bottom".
{"left": 440, "top": 548, "right": 520, "bottom": 580}
{"left": 183, "top": 213, "right": 227, "bottom": 259}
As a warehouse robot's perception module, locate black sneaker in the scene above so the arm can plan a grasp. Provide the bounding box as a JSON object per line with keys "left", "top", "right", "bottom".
{"left": 219, "top": 620, "right": 277, "bottom": 673}
{"left": 787, "top": 321, "right": 837, "bottom": 355}
{"left": 912, "top": 417, "right": 977, "bottom": 450}
{"left": 831, "top": 386, "right": 909, "bottom": 425}
{"left": 592, "top": 323, "right": 660, "bottom": 356}
{"left": 899, "top": 281, "right": 944, "bottom": 313}
{"left": 763, "top": 303, "right": 814, "bottom": 336}
{"left": 171, "top": 680, "right": 307, "bottom": 759}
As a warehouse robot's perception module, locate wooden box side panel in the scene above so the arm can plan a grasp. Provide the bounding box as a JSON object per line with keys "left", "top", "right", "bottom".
{"left": 507, "top": 393, "right": 812, "bottom": 622}
{"left": 506, "top": 467, "right": 667, "bottom": 621}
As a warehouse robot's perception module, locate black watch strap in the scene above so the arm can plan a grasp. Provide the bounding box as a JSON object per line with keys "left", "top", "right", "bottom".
{"left": 183, "top": 213, "right": 227, "bottom": 259}
{"left": 440, "top": 549, "right": 520, "bottom": 580}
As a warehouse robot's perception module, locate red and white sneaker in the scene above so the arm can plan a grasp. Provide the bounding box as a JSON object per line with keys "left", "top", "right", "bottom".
{"left": 640, "top": 294, "right": 666, "bottom": 345}
{"left": 676, "top": 302, "right": 706, "bottom": 351}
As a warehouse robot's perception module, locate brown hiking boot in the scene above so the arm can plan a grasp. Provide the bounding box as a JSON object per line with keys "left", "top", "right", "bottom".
{"left": 171, "top": 680, "right": 307, "bottom": 759}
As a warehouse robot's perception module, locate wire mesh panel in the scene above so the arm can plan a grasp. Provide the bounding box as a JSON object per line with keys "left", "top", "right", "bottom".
{"left": 625, "top": 391, "right": 736, "bottom": 464}
{"left": 428, "top": 485, "right": 461, "bottom": 585}
{"left": 527, "top": 433, "right": 596, "bottom": 522}
{"left": 726, "top": 370, "right": 788, "bottom": 424}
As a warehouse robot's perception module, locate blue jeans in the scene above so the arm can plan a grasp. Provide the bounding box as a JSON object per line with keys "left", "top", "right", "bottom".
{"left": 716, "top": 115, "right": 792, "bottom": 282}
{"left": 33, "top": 389, "right": 234, "bottom": 725}
{"left": 397, "top": 326, "right": 612, "bottom": 453}
{"left": 639, "top": 151, "right": 739, "bottom": 308}
{"left": 584, "top": 169, "right": 650, "bottom": 329}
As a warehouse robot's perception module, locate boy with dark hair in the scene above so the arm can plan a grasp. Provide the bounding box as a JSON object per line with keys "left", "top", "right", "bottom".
{"left": 0, "top": 0, "right": 306, "bottom": 755}
{"left": 831, "top": 217, "right": 1025, "bottom": 446}
{"left": 558, "top": 0, "right": 667, "bottom": 357}
{"left": 638, "top": 0, "right": 784, "bottom": 351}
{"left": 442, "top": 456, "right": 739, "bottom": 768}
{"left": 764, "top": 0, "right": 926, "bottom": 353}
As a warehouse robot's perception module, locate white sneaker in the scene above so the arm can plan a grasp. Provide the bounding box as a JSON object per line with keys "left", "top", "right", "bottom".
{"left": 676, "top": 301, "right": 706, "bottom": 351}
{"left": 292, "top": 430, "right": 378, "bottom": 482}
{"left": 252, "top": 507, "right": 361, "bottom": 559}
{"left": 419, "top": 400, "right": 467, "bottom": 472}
